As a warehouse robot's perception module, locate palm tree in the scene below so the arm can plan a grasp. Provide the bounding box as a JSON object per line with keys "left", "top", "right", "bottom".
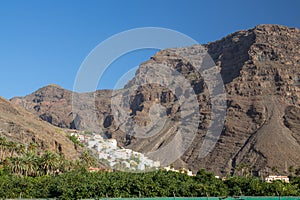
{"left": 8, "top": 141, "right": 18, "bottom": 157}
{"left": 57, "top": 154, "right": 71, "bottom": 173}
{"left": 28, "top": 143, "right": 38, "bottom": 153}
{"left": 40, "top": 151, "right": 60, "bottom": 175}
{"left": 5, "top": 156, "right": 25, "bottom": 176}
{"left": 16, "top": 144, "right": 26, "bottom": 156}
{"left": 24, "top": 152, "right": 40, "bottom": 176}
{"left": 80, "top": 151, "right": 96, "bottom": 168}
{"left": 0, "top": 137, "right": 8, "bottom": 161}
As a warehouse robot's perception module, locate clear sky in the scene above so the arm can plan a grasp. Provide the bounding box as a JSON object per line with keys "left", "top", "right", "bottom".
{"left": 0, "top": 0, "right": 300, "bottom": 99}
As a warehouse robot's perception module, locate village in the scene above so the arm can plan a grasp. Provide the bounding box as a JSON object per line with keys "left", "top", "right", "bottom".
{"left": 71, "top": 131, "right": 161, "bottom": 171}
{"left": 70, "top": 131, "right": 290, "bottom": 183}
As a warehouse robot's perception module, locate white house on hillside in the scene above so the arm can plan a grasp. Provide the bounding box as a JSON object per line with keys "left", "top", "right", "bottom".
{"left": 265, "top": 175, "right": 289, "bottom": 183}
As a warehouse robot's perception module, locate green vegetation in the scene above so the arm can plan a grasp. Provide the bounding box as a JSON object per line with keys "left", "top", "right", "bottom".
{"left": 1, "top": 168, "right": 300, "bottom": 199}
{"left": 84, "top": 130, "right": 93, "bottom": 135}
{"left": 1, "top": 137, "right": 300, "bottom": 199}
{"left": 67, "top": 135, "right": 84, "bottom": 147}
{"left": 0, "top": 136, "right": 96, "bottom": 177}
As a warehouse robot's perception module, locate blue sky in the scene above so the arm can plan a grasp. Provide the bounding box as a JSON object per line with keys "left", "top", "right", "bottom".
{"left": 0, "top": 0, "right": 300, "bottom": 99}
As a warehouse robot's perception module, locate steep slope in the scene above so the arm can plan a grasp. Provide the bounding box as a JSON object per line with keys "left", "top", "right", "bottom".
{"left": 11, "top": 24, "right": 300, "bottom": 175}
{"left": 203, "top": 24, "right": 300, "bottom": 175}
{"left": 0, "top": 96, "right": 80, "bottom": 160}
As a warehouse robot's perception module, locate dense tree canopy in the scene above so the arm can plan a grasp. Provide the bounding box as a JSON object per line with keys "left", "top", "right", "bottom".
{"left": 1, "top": 168, "right": 300, "bottom": 199}
{"left": 1, "top": 137, "right": 300, "bottom": 199}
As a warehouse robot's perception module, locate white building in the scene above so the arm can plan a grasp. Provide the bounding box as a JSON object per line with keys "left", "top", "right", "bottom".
{"left": 265, "top": 175, "right": 289, "bottom": 183}
{"left": 87, "top": 140, "right": 98, "bottom": 148}
{"left": 164, "top": 166, "right": 194, "bottom": 176}
{"left": 138, "top": 163, "right": 145, "bottom": 171}
{"left": 106, "top": 139, "right": 117, "bottom": 148}
{"left": 98, "top": 152, "right": 109, "bottom": 160}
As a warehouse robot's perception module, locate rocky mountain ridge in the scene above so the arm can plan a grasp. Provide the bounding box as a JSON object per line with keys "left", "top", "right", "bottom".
{"left": 11, "top": 24, "right": 300, "bottom": 175}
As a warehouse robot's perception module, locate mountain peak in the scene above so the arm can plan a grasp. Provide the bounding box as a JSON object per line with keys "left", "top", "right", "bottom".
{"left": 45, "top": 83, "right": 62, "bottom": 88}
{"left": 36, "top": 84, "right": 67, "bottom": 93}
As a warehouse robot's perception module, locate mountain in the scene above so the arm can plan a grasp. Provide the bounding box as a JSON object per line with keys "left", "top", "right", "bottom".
{"left": 11, "top": 24, "right": 300, "bottom": 175}
{"left": 0, "top": 96, "right": 80, "bottom": 160}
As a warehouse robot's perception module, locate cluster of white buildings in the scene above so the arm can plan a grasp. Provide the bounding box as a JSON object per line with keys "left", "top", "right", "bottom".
{"left": 71, "top": 132, "right": 160, "bottom": 171}
{"left": 68, "top": 132, "right": 294, "bottom": 180}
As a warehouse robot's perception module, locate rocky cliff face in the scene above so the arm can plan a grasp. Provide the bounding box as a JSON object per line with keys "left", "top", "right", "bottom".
{"left": 11, "top": 24, "right": 300, "bottom": 175}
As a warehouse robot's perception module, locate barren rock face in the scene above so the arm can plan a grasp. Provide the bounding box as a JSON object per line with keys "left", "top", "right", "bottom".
{"left": 11, "top": 85, "right": 74, "bottom": 129}
{"left": 11, "top": 24, "right": 300, "bottom": 175}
